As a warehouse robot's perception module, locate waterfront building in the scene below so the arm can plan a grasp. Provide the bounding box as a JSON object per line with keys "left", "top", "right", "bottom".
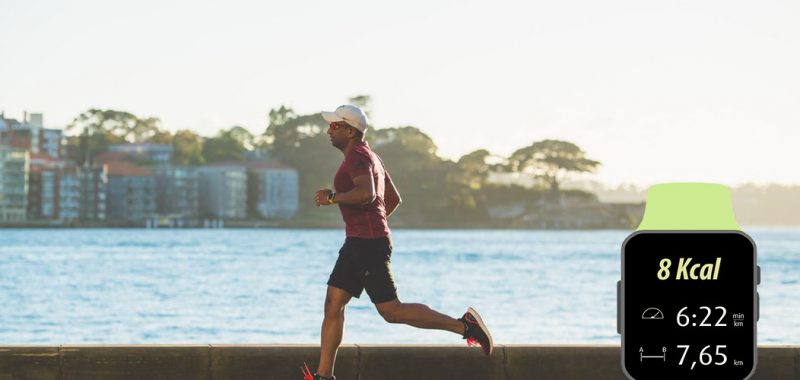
{"left": 27, "top": 153, "right": 66, "bottom": 219}
{"left": 76, "top": 164, "right": 107, "bottom": 221}
{"left": 245, "top": 161, "right": 299, "bottom": 220}
{"left": 56, "top": 165, "right": 81, "bottom": 221}
{"left": 109, "top": 143, "right": 173, "bottom": 165}
{"left": 0, "top": 146, "right": 29, "bottom": 221}
{"left": 105, "top": 162, "right": 156, "bottom": 224}
{"left": 23, "top": 150, "right": 106, "bottom": 222}
{"left": 0, "top": 112, "right": 62, "bottom": 158}
{"left": 153, "top": 165, "right": 199, "bottom": 222}
{"left": 198, "top": 164, "right": 247, "bottom": 220}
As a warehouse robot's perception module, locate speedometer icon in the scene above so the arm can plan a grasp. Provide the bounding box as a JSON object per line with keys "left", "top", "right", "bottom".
{"left": 641, "top": 307, "right": 664, "bottom": 320}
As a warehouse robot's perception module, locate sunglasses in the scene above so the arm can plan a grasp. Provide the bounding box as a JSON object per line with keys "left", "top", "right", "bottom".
{"left": 329, "top": 122, "right": 351, "bottom": 131}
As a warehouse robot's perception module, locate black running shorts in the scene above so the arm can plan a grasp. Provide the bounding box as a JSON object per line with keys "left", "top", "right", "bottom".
{"left": 327, "top": 236, "right": 398, "bottom": 304}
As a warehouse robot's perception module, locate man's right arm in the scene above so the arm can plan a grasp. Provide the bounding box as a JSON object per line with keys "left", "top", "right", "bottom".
{"left": 384, "top": 173, "right": 401, "bottom": 217}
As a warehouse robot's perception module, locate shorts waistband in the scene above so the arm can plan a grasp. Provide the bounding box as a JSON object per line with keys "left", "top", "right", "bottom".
{"left": 344, "top": 235, "right": 392, "bottom": 244}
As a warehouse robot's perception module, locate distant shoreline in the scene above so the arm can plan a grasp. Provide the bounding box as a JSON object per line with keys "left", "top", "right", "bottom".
{"left": 0, "top": 223, "right": 800, "bottom": 231}
{"left": 2, "top": 223, "right": 797, "bottom": 229}
{"left": 0, "top": 220, "right": 635, "bottom": 230}
{"left": 0, "top": 223, "right": 631, "bottom": 230}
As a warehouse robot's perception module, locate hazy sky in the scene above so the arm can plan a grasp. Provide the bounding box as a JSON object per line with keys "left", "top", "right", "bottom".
{"left": 2, "top": 0, "right": 798, "bottom": 187}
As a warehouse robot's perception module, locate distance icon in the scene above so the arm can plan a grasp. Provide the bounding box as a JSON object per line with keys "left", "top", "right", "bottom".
{"left": 639, "top": 346, "right": 667, "bottom": 362}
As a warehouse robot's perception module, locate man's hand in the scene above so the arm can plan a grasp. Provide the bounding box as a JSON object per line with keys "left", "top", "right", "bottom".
{"left": 315, "top": 188, "right": 334, "bottom": 207}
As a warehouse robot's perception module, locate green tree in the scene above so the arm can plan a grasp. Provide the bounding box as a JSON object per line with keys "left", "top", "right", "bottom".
{"left": 65, "top": 109, "right": 174, "bottom": 164}
{"left": 146, "top": 129, "right": 173, "bottom": 144}
{"left": 172, "top": 130, "right": 206, "bottom": 165}
{"left": 509, "top": 139, "right": 600, "bottom": 192}
{"left": 267, "top": 106, "right": 297, "bottom": 131}
{"left": 202, "top": 127, "right": 248, "bottom": 163}
{"left": 255, "top": 105, "right": 299, "bottom": 152}
{"left": 368, "top": 126, "right": 437, "bottom": 156}
{"left": 128, "top": 117, "right": 169, "bottom": 143}
{"left": 455, "top": 149, "right": 492, "bottom": 190}
{"left": 227, "top": 125, "right": 255, "bottom": 150}
{"left": 65, "top": 109, "right": 134, "bottom": 164}
{"left": 369, "top": 126, "right": 469, "bottom": 224}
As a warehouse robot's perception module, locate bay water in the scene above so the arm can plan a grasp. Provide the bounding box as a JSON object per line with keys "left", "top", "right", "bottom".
{"left": 0, "top": 228, "right": 796, "bottom": 344}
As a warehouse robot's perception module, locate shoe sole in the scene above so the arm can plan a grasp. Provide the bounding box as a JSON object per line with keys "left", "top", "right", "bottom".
{"left": 467, "top": 307, "right": 493, "bottom": 355}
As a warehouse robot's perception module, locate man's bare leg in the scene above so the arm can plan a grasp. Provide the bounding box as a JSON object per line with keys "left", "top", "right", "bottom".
{"left": 317, "top": 286, "right": 352, "bottom": 378}
{"left": 374, "top": 299, "right": 465, "bottom": 334}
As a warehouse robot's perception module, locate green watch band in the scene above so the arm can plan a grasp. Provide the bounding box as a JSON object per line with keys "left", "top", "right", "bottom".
{"left": 637, "top": 183, "right": 740, "bottom": 230}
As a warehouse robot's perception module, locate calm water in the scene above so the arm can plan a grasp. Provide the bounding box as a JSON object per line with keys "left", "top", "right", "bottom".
{"left": 0, "top": 228, "right": 797, "bottom": 344}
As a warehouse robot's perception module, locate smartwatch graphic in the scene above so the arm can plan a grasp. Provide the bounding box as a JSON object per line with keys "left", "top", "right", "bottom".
{"left": 619, "top": 183, "right": 759, "bottom": 380}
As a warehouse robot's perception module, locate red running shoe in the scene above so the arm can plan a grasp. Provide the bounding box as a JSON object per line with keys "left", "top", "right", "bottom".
{"left": 459, "top": 307, "right": 494, "bottom": 355}
{"left": 301, "top": 363, "right": 335, "bottom": 380}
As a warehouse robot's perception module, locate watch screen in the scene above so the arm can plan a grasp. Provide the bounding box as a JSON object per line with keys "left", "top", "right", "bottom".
{"left": 622, "top": 232, "right": 756, "bottom": 380}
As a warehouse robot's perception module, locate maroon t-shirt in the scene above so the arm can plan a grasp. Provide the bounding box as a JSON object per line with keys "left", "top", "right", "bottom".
{"left": 333, "top": 141, "right": 391, "bottom": 239}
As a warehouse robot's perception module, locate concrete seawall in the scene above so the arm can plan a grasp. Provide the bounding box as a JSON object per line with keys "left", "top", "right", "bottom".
{"left": 1, "top": 345, "right": 797, "bottom": 380}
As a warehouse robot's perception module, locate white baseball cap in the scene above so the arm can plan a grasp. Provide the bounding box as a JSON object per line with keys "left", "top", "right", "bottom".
{"left": 321, "top": 105, "right": 369, "bottom": 133}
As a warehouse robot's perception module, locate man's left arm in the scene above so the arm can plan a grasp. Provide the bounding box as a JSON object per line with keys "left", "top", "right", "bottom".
{"left": 315, "top": 175, "right": 375, "bottom": 206}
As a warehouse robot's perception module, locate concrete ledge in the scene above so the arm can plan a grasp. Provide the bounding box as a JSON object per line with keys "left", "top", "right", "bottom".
{"left": 0, "top": 345, "right": 796, "bottom": 380}
{"left": 505, "top": 345, "right": 624, "bottom": 380}
{"left": 358, "top": 345, "right": 504, "bottom": 380}
{"left": 0, "top": 346, "right": 59, "bottom": 380}
{"left": 59, "top": 345, "right": 209, "bottom": 380}
{"left": 209, "top": 345, "right": 358, "bottom": 380}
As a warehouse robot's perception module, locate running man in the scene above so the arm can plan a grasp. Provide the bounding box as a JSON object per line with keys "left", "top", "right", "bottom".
{"left": 302, "top": 105, "right": 493, "bottom": 380}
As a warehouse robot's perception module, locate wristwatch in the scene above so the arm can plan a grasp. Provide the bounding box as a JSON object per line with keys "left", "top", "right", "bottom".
{"left": 618, "top": 183, "right": 759, "bottom": 380}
